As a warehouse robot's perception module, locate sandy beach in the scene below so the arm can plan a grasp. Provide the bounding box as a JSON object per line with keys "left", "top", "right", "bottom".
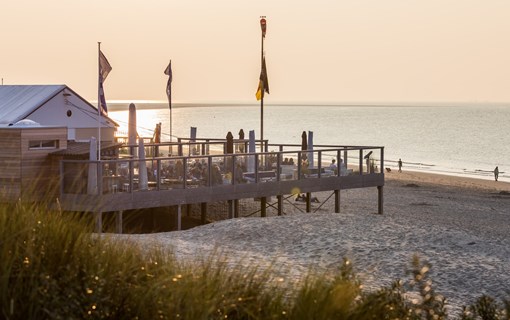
{"left": 113, "top": 171, "right": 510, "bottom": 314}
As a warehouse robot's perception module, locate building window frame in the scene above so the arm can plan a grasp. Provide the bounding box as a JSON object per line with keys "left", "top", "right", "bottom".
{"left": 29, "top": 140, "right": 59, "bottom": 150}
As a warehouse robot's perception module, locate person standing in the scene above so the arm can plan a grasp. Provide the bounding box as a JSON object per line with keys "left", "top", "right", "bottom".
{"left": 398, "top": 158, "right": 403, "bottom": 173}
{"left": 494, "top": 166, "right": 499, "bottom": 181}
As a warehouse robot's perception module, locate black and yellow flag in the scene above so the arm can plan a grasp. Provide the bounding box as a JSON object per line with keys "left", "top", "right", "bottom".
{"left": 256, "top": 57, "right": 269, "bottom": 101}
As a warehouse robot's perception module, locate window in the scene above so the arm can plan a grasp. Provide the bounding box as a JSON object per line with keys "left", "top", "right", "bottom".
{"left": 29, "top": 140, "right": 59, "bottom": 150}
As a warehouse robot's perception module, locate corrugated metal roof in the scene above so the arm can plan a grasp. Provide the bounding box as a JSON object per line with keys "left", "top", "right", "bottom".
{"left": 0, "top": 85, "right": 66, "bottom": 125}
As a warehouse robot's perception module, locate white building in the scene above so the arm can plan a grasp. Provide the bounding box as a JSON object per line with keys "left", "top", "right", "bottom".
{"left": 0, "top": 85, "right": 117, "bottom": 141}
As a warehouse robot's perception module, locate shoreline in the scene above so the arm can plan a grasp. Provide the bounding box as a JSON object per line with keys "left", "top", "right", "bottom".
{"left": 384, "top": 169, "right": 510, "bottom": 192}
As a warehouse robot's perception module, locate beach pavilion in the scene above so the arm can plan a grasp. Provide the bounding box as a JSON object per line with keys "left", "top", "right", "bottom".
{"left": 0, "top": 85, "right": 385, "bottom": 233}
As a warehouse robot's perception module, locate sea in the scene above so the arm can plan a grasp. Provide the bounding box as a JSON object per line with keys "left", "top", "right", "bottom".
{"left": 108, "top": 103, "right": 510, "bottom": 183}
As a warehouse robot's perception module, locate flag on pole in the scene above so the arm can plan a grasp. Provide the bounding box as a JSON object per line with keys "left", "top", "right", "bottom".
{"left": 164, "top": 60, "right": 172, "bottom": 109}
{"left": 99, "top": 50, "right": 112, "bottom": 115}
{"left": 255, "top": 57, "right": 269, "bottom": 101}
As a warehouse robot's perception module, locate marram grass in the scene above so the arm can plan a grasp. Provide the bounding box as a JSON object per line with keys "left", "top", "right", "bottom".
{"left": 1, "top": 202, "right": 508, "bottom": 319}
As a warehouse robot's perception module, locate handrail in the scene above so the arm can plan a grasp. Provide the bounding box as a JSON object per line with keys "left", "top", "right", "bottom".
{"left": 60, "top": 144, "right": 384, "bottom": 196}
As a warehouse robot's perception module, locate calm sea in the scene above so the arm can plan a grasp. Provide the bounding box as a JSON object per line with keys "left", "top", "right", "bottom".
{"left": 109, "top": 103, "right": 510, "bottom": 182}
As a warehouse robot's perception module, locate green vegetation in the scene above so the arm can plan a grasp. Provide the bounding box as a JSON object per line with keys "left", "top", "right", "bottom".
{"left": 1, "top": 203, "right": 508, "bottom": 319}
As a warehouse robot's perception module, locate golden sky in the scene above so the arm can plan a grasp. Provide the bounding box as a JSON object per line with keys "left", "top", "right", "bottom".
{"left": 1, "top": 0, "right": 509, "bottom": 104}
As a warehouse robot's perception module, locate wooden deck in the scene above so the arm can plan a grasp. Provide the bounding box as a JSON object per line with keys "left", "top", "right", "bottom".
{"left": 58, "top": 143, "right": 385, "bottom": 232}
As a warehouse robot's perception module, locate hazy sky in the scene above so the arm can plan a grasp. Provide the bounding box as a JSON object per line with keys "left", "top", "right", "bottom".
{"left": 1, "top": 0, "right": 509, "bottom": 104}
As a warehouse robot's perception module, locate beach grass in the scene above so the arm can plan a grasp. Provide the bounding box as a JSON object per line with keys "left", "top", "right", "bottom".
{"left": 1, "top": 202, "right": 508, "bottom": 319}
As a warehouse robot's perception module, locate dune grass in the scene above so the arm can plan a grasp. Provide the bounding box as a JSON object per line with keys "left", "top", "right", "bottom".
{"left": 1, "top": 202, "right": 508, "bottom": 319}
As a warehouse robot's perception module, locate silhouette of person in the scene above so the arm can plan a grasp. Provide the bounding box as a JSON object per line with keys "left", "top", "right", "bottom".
{"left": 494, "top": 166, "right": 499, "bottom": 181}
{"left": 398, "top": 159, "right": 403, "bottom": 173}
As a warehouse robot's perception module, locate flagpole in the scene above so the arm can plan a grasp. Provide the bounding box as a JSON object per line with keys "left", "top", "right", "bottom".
{"left": 97, "top": 42, "right": 102, "bottom": 161}
{"left": 259, "top": 17, "right": 266, "bottom": 154}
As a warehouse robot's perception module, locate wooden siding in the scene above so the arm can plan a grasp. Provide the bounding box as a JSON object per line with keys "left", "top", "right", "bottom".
{"left": 20, "top": 128, "right": 67, "bottom": 201}
{"left": 0, "top": 129, "right": 22, "bottom": 200}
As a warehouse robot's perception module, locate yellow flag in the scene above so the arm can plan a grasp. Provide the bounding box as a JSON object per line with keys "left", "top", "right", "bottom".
{"left": 256, "top": 80, "right": 263, "bottom": 101}
{"left": 255, "top": 57, "right": 269, "bottom": 101}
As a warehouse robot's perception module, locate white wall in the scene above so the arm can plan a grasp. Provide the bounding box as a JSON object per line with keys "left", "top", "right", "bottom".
{"left": 27, "top": 89, "right": 116, "bottom": 141}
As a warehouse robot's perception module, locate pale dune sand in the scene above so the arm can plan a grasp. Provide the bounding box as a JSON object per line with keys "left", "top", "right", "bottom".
{"left": 112, "top": 171, "right": 510, "bottom": 314}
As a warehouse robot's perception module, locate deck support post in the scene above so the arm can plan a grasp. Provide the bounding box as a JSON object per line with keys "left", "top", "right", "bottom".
{"left": 234, "top": 199, "right": 239, "bottom": 218}
{"left": 94, "top": 211, "right": 102, "bottom": 234}
{"left": 306, "top": 192, "right": 311, "bottom": 213}
{"left": 228, "top": 200, "right": 234, "bottom": 219}
{"left": 115, "top": 211, "right": 123, "bottom": 234}
{"left": 176, "top": 205, "right": 182, "bottom": 230}
{"left": 377, "top": 186, "right": 384, "bottom": 214}
{"left": 277, "top": 195, "right": 283, "bottom": 216}
{"left": 201, "top": 202, "right": 207, "bottom": 224}
{"left": 186, "top": 204, "right": 192, "bottom": 216}
{"left": 261, "top": 197, "right": 267, "bottom": 217}
{"left": 334, "top": 190, "right": 340, "bottom": 213}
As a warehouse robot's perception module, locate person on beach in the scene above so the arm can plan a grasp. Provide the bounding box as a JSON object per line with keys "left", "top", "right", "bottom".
{"left": 398, "top": 159, "right": 403, "bottom": 172}
{"left": 494, "top": 166, "right": 499, "bottom": 181}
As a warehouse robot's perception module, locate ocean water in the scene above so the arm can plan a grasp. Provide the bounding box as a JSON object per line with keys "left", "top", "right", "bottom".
{"left": 109, "top": 103, "right": 510, "bottom": 182}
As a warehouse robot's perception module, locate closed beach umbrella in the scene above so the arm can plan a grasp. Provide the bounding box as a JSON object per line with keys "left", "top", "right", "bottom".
{"left": 128, "top": 103, "right": 137, "bottom": 155}
{"left": 87, "top": 137, "right": 98, "bottom": 195}
{"left": 248, "top": 130, "right": 256, "bottom": 172}
{"left": 190, "top": 126, "right": 197, "bottom": 142}
{"left": 308, "top": 131, "right": 314, "bottom": 168}
{"left": 226, "top": 131, "right": 234, "bottom": 154}
{"left": 301, "top": 131, "right": 307, "bottom": 151}
{"left": 238, "top": 129, "right": 245, "bottom": 152}
{"left": 138, "top": 139, "right": 149, "bottom": 190}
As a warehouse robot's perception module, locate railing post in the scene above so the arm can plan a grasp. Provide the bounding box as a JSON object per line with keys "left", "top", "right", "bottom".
{"left": 336, "top": 150, "right": 341, "bottom": 177}
{"left": 255, "top": 155, "right": 259, "bottom": 183}
{"left": 380, "top": 147, "right": 384, "bottom": 174}
{"left": 297, "top": 152, "right": 302, "bottom": 180}
{"left": 276, "top": 151, "right": 281, "bottom": 181}
{"left": 183, "top": 159, "right": 188, "bottom": 189}
{"left": 343, "top": 149, "right": 348, "bottom": 170}
{"left": 157, "top": 159, "right": 161, "bottom": 190}
{"left": 231, "top": 155, "right": 235, "bottom": 185}
{"left": 359, "top": 149, "right": 363, "bottom": 175}
{"left": 318, "top": 151, "right": 322, "bottom": 178}
{"left": 97, "top": 161, "right": 103, "bottom": 194}
{"left": 207, "top": 156, "right": 212, "bottom": 187}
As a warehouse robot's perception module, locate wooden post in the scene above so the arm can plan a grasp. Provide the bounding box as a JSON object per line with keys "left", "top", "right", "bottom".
{"left": 94, "top": 211, "right": 102, "bottom": 233}
{"left": 186, "top": 204, "right": 192, "bottom": 216}
{"left": 261, "top": 197, "right": 267, "bottom": 217}
{"left": 234, "top": 199, "right": 239, "bottom": 218}
{"left": 334, "top": 190, "right": 340, "bottom": 213}
{"left": 377, "top": 186, "right": 384, "bottom": 214}
{"left": 306, "top": 192, "right": 311, "bottom": 213}
{"left": 176, "top": 205, "right": 182, "bottom": 230}
{"left": 277, "top": 195, "right": 283, "bottom": 216}
{"left": 115, "top": 211, "right": 123, "bottom": 234}
{"left": 201, "top": 202, "right": 207, "bottom": 224}
{"left": 359, "top": 149, "right": 363, "bottom": 175}
{"left": 228, "top": 200, "right": 234, "bottom": 219}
